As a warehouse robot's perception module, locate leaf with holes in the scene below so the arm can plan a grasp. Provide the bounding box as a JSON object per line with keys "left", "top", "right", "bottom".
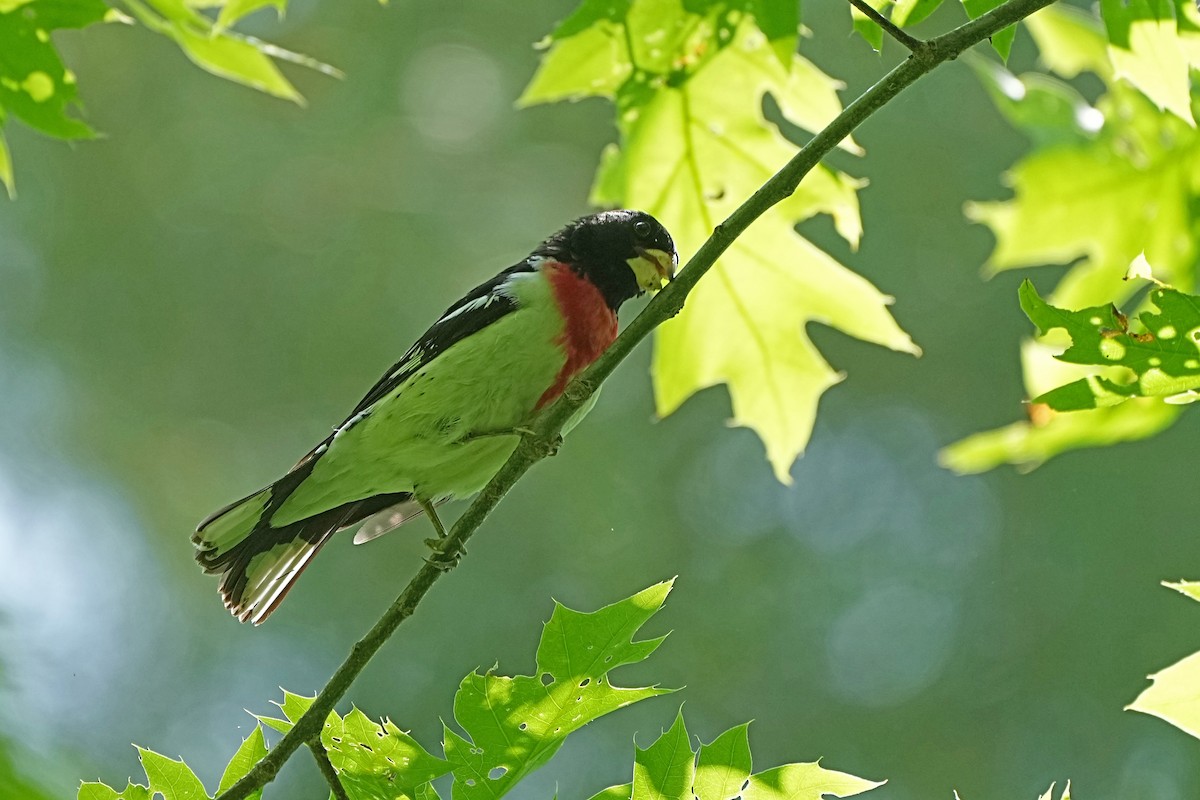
{"left": 523, "top": 0, "right": 918, "bottom": 482}
{"left": 590, "top": 714, "right": 881, "bottom": 800}
{"left": 1018, "top": 281, "right": 1200, "bottom": 409}
{"left": 942, "top": 8, "right": 1200, "bottom": 472}
{"left": 443, "top": 580, "right": 675, "bottom": 800}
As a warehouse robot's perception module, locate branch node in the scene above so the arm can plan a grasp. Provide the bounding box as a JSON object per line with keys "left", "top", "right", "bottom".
{"left": 846, "top": 0, "right": 925, "bottom": 52}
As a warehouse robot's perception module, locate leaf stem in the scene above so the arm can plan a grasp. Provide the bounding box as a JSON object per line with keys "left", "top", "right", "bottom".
{"left": 846, "top": 0, "right": 926, "bottom": 51}
{"left": 214, "top": 1, "right": 1057, "bottom": 797}
{"left": 307, "top": 739, "right": 350, "bottom": 800}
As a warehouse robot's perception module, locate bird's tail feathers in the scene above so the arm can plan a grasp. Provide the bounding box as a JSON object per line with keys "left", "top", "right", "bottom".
{"left": 195, "top": 486, "right": 418, "bottom": 624}
{"left": 194, "top": 485, "right": 338, "bottom": 624}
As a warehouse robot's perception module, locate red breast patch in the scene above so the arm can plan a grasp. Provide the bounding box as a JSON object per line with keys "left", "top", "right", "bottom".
{"left": 536, "top": 261, "right": 618, "bottom": 409}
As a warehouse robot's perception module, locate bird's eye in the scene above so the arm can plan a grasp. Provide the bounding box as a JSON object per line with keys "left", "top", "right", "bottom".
{"left": 633, "top": 220, "right": 652, "bottom": 238}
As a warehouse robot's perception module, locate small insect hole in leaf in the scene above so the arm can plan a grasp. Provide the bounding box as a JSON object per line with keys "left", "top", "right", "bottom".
{"left": 488, "top": 767, "right": 508, "bottom": 780}
{"left": 466, "top": 779, "right": 476, "bottom": 787}
{"left": 519, "top": 722, "right": 528, "bottom": 730}
{"left": 579, "top": 678, "right": 590, "bottom": 687}
{"left": 541, "top": 674, "right": 554, "bottom": 686}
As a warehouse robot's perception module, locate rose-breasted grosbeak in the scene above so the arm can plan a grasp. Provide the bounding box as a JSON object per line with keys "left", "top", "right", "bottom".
{"left": 194, "top": 210, "right": 677, "bottom": 623}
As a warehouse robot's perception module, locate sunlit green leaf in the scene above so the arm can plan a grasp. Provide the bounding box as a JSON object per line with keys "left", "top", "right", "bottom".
{"left": 215, "top": 0, "right": 285, "bottom": 31}
{"left": 969, "top": 58, "right": 1099, "bottom": 147}
{"left": 0, "top": 0, "right": 107, "bottom": 140}
{"left": 1165, "top": 580, "right": 1200, "bottom": 602}
{"left": 961, "top": 0, "right": 1016, "bottom": 59}
{"left": 217, "top": 727, "right": 266, "bottom": 799}
{"left": 137, "top": 749, "right": 209, "bottom": 800}
{"left": 170, "top": 26, "right": 302, "bottom": 103}
{"left": 891, "top": 0, "right": 944, "bottom": 28}
{"left": 632, "top": 710, "right": 695, "bottom": 800}
{"left": 1018, "top": 281, "right": 1200, "bottom": 409}
{"left": 1100, "top": 0, "right": 1194, "bottom": 124}
{"left": 589, "top": 785, "right": 633, "bottom": 800}
{"left": 850, "top": 0, "right": 888, "bottom": 51}
{"left": 694, "top": 724, "right": 752, "bottom": 800}
{"left": 252, "top": 688, "right": 319, "bottom": 734}
{"left": 78, "top": 782, "right": 152, "bottom": 800}
{"left": 1025, "top": 4, "right": 1112, "bottom": 79}
{"left": 328, "top": 708, "right": 452, "bottom": 796}
{"left": 445, "top": 581, "right": 675, "bottom": 800}
{"left": 0, "top": 126, "right": 13, "bottom": 198}
{"left": 1129, "top": 645, "right": 1200, "bottom": 739}
{"left": 523, "top": 1, "right": 916, "bottom": 474}
{"left": 947, "top": 14, "right": 1200, "bottom": 471}
{"left": 742, "top": 761, "right": 883, "bottom": 800}
{"left": 525, "top": 3, "right": 914, "bottom": 480}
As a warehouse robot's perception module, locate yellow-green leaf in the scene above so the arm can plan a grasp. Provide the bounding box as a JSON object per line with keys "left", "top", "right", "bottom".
{"left": 1100, "top": 0, "right": 1194, "bottom": 124}
{"left": 215, "top": 0, "right": 285, "bottom": 31}
{"left": 742, "top": 761, "right": 884, "bottom": 800}
{"left": 1164, "top": 580, "right": 1200, "bottom": 602}
{"left": 541, "top": 10, "right": 913, "bottom": 481}
{"left": 170, "top": 27, "right": 301, "bottom": 103}
{"left": 0, "top": 127, "right": 12, "bottom": 198}
{"left": 1128, "top": 649, "right": 1200, "bottom": 739}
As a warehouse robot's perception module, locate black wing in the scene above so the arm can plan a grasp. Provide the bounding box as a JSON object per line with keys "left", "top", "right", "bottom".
{"left": 343, "top": 260, "right": 535, "bottom": 421}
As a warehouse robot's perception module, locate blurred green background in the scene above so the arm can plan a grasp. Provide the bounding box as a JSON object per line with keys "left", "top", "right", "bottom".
{"left": 1, "top": 1, "right": 1198, "bottom": 798}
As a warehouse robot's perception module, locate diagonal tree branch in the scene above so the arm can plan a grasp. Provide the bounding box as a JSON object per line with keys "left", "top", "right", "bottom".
{"left": 307, "top": 739, "right": 349, "bottom": 800}
{"left": 846, "top": 0, "right": 925, "bottom": 51}
{"left": 215, "top": 1, "right": 1055, "bottom": 797}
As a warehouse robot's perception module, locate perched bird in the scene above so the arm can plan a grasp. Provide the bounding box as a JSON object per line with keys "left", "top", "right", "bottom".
{"left": 194, "top": 210, "right": 678, "bottom": 624}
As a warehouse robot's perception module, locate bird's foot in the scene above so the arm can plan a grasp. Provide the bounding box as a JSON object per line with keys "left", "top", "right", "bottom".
{"left": 424, "top": 536, "right": 467, "bottom": 571}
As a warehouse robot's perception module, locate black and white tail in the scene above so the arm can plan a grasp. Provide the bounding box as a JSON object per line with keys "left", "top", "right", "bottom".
{"left": 193, "top": 483, "right": 416, "bottom": 624}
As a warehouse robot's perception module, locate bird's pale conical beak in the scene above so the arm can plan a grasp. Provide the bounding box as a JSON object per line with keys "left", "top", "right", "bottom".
{"left": 630, "top": 247, "right": 678, "bottom": 292}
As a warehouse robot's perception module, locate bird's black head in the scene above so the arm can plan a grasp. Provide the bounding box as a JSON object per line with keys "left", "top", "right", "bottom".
{"left": 534, "top": 210, "right": 678, "bottom": 311}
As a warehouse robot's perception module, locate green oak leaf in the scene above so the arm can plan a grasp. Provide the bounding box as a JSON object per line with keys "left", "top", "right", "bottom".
{"left": 217, "top": 727, "right": 266, "bottom": 800}
{"left": 849, "top": 0, "right": 888, "bottom": 52}
{"left": 597, "top": 713, "right": 879, "bottom": 800}
{"left": 1025, "top": 5, "right": 1113, "bottom": 79}
{"left": 1018, "top": 281, "right": 1200, "bottom": 410}
{"left": 444, "top": 581, "right": 675, "bottom": 800}
{"left": 327, "top": 708, "right": 452, "bottom": 797}
{"left": 1128, "top": 582, "right": 1200, "bottom": 741}
{"left": 524, "top": 2, "right": 917, "bottom": 481}
{"left": 0, "top": 114, "right": 11, "bottom": 199}
{"left": 693, "top": 724, "right": 752, "bottom": 800}
{"left": 1038, "top": 784, "right": 1072, "bottom": 800}
{"left": 0, "top": 0, "right": 110, "bottom": 194}
{"left": 589, "top": 785, "right": 633, "bottom": 800}
{"left": 215, "top": 0, "right": 285, "bottom": 31}
{"left": 1165, "top": 580, "right": 1200, "bottom": 602}
{"left": 892, "top": 0, "right": 944, "bottom": 28}
{"left": 136, "top": 749, "right": 209, "bottom": 800}
{"left": 944, "top": 9, "right": 1200, "bottom": 472}
{"left": 78, "top": 783, "right": 153, "bottom": 800}
{"left": 961, "top": 0, "right": 1016, "bottom": 59}
{"left": 742, "top": 762, "right": 883, "bottom": 800}
{"left": 969, "top": 58, "right": 1099, "bottom": 148}
{"left": 1100, "top": 0, "right": 1195, "bottom": 124}
{"left": 848, "top": 0, "right": 946, "bottom": 50}
{"left": 251, "top": 688, "right": 322, "bottom": 734}
{"left": 632, "top": 710, "right": 695, "bottom": 800}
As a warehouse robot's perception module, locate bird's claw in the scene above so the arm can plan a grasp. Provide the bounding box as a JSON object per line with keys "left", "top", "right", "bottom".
{"left": 424, "top": 536, "right": 466, "bottom": 571}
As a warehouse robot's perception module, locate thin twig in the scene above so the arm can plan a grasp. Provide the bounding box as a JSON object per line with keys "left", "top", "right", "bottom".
{"left": 847, "top": 0, "right": 926, "bottom": 51}
{"left": 307, "top": 739, "right": 350, "bottom": 800}
{"left": 215, "top": 1, "right": 1056, "bottom": 797}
